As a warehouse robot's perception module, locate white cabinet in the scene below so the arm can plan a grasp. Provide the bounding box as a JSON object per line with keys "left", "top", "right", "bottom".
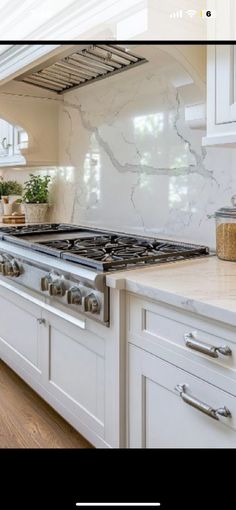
{"left": 129, "top": 344, "right": 236, "bottom": 448}
{"left": 0, "top": 283, "right": 119, "bottom": 448}
{"left": 215, "top": 46, "right": 236, "bottom": 123}
{"left": 0, "top": 119, "right": 27, "bottom": 166}
{"left": 203, "top": 45, "right": 236, "bottom": 146}
{"left": 127, "top": 294, "right": 236, "bottom": 448}
{"left": 206, "top": 1, "right": 235, "bottom": 40}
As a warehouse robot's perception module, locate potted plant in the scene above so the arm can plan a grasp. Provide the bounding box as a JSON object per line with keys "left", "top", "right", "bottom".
{"left": 0, "top": 178, "right": 23, "bottom": 215}
{"left": 23, "top": 174, "right": 51, "bottom": 223}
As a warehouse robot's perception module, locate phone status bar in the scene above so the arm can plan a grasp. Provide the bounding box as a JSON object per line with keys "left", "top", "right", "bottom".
{"left": 170, "top": 9, "right": 216, "bottom": 20}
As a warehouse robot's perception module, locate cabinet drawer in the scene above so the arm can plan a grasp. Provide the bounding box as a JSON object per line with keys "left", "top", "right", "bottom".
{"left": 129, "top": 344, "right": 236, "bottom": 448}
{"left": 128, "top": 295, "right": 236, "bottom": 393}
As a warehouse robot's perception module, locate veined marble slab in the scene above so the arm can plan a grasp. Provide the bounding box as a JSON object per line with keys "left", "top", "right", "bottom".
{"left": 106, "top": 256, "right": 236, "bottom": 327}
{"left": 3, "top": 46, "right": 236, "bottom": 250}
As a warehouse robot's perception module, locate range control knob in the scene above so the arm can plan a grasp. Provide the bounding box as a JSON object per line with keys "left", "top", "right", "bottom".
{"left": 66, "top": 286, "right": 82, "bottom": 305}
{"left": 84, "top": 293, "right": 100, "bottom": 314}
{"left": 11, "top": 260, "right": 21, "bottom": 277}
{"left": 48, "top": 280, "right": 65, "bottom": 297}
{"left": 40, "top": 274, "right": 53, "bottom": 292}
{"left": 0, "top": 253, "right": 6, "bottom": 274}
{"left": 0, "top": 261, "right": 6, "bottom": 274}
{"left": 0, "top": 259, "right": 21, "bottom": 277}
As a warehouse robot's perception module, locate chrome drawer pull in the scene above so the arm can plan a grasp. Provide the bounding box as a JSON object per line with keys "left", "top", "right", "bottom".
{"left": 184, "top": 332, "right": 232, "bottom": 358}
{"left": 175, "top": 384, "right": 231, "bottom": 421}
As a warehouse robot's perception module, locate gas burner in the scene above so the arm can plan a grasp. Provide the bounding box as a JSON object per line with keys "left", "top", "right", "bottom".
{"left": 73, "top": 237, "right": 113, "bottom": 249}
{"left": 115, "top": 236, "right": 141, "bottom": 246}
{"left": 70, "top": 248, "right": 108, "bottom": 260}
{"left": 112, "top": 247, "right": 147, "bottom": 259}
{"left": 45, "top": 239, "right": 74, "bottom": 250}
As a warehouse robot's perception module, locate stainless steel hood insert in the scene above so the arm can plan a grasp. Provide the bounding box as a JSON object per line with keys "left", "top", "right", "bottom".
{"left": 17, "top": 45, "right": 147, "bottom": 94}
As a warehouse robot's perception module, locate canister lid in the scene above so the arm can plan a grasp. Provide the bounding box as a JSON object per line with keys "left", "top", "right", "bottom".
{"left": 215, "top": 195, "right": 236, "bottom": 218}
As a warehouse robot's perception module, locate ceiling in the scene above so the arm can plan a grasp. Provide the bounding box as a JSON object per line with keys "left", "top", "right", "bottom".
{"left": 0, "top": 0, "right": 208, "bottom": 41}
{"left": 0, "top": 0, "right": 144, "bottom": 40}
{"left": 0, "top": 0, "right": 80, "bottom": 39}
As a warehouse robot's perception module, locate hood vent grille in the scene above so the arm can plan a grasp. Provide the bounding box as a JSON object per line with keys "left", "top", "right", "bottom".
{"left": 17, "top": 45, "right": 147, "bottom": 94}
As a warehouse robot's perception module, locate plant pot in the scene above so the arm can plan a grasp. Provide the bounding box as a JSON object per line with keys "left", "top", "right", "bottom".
{"left": 8, "top": 195, "right": 23, "bottom": 215}
{"left": 3, "top": 203, "right": 13, "bottom": 215}
{"left": 23, "top": 203, "right": 48, "bottom": 223}
{"left": 0, "top": 200, "right": 3, "bottom": 217}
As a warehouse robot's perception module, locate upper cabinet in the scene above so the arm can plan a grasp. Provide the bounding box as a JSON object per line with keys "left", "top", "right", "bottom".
{"left": 0, "top": 119, "right": 28, "bottom": 167}
{"left": 203, "top": 45, "right": 236, "bottom": 146}
{"left": 0, "top": 81, "right": 60, "bottom": 167}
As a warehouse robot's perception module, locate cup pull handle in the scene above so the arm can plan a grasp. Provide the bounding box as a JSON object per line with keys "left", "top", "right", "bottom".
{"left": 175, "top": 384, "right": 231, "bottom": 421}
{"left": 184, "top": 332, "right": 232, "bottom": 358}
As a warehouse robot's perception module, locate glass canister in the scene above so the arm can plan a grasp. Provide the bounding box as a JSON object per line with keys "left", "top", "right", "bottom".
{"left": 215, "top": 195, "right": 236, "bottom": 261}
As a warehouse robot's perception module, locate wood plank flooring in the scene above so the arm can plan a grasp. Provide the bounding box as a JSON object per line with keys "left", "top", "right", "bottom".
{"left": 0, "top": 360, "right": 92, "bottom": 448}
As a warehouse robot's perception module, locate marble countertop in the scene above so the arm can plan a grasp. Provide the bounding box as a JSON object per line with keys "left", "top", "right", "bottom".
{"left": 106, "top": 256, "right": 236, "bottom": 326}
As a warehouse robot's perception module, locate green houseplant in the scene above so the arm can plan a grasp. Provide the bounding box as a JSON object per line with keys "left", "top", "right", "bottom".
{"left": 23, "top": 174, "right": 51, "bottom": 223}
{"left": 0, "top": 178, "right": 23, "bottom": 216}
{"left": 0, "top": 179, "right": 23, "bottom": 198}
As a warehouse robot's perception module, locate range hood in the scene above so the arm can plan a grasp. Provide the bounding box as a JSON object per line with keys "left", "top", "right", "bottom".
{"left": 16, "top": 44, "right": 147, "bottom": 94}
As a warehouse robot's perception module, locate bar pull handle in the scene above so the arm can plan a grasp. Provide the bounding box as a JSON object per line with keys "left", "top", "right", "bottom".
{"left": 175, "top": 384, "right": 231, "bottom": 421}
{"left": 184, "top": 332, "right": 232, "bottom": 358}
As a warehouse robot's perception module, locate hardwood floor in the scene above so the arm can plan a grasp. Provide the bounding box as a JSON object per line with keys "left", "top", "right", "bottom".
{"left": 0, "top": 360, "right": 92, "bottom": 448}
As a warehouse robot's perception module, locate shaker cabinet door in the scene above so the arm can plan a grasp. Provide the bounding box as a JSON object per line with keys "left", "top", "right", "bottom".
{"left": 215, "top": 45, "right": 236, "bottom": 124}
{"left": 0, "top": 285, "right": 45, "bottom": 380}
{"left": 128, "top": 343, "right": 236, "bottom": 448}
{"left": 42, "top": 310, "right": 106, "bottom": 442}
{"left": 203, "top": 44, "right": 236, "bottom": 145}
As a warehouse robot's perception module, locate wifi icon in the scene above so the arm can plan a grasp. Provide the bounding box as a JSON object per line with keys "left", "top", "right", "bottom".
{"left": 186, "top": 9, "right": 197, "bottom": 18}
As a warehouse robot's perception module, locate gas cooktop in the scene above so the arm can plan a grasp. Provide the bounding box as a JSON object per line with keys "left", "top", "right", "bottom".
{"left": 0, "top": 223, "right": 210, "bottom": 272}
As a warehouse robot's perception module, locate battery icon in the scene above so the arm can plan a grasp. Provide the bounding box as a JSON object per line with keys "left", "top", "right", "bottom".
{"left": 201, "top": 10, "right": 216, "bottom": 18}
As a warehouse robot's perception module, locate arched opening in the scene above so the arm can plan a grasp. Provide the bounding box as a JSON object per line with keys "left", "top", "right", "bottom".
{"left": 0, "top": 118, "right": 29, "bottom": 167}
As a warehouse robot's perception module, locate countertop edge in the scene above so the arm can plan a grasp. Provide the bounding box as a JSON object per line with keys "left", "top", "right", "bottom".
{"left": 106, "top": 257, "right": 236, "bottom": 328}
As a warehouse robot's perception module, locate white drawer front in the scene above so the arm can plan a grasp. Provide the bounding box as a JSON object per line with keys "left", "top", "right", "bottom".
{"left": 129, "top": 344, "right": 236, "bottom": 448}
{"left": 128, "top": 295, "right": 236, "bottom": 393}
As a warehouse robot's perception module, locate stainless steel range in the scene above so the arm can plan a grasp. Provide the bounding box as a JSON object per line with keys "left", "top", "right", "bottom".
{"left": 0, "top": 223, "right": 210, "bottom": 325}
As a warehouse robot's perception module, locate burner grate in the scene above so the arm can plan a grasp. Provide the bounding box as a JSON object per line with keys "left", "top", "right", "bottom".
{"left": 0, "top": 226, "right": 210, "bottom": 271}
{"left": 61, "top": 245, "right": 209, "bottom": 270}
{"left": 33, "top": 234, "right": 209, "bottom": 270}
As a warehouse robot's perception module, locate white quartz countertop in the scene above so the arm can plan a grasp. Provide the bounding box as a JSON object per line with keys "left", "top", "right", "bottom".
{"left": 106, "top": 256, "right": 236, "bottom": 326}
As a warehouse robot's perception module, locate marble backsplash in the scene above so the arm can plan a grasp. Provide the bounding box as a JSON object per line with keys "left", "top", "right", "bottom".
{"left": 3, "top": 46, "right": 236, "bottom": 249}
